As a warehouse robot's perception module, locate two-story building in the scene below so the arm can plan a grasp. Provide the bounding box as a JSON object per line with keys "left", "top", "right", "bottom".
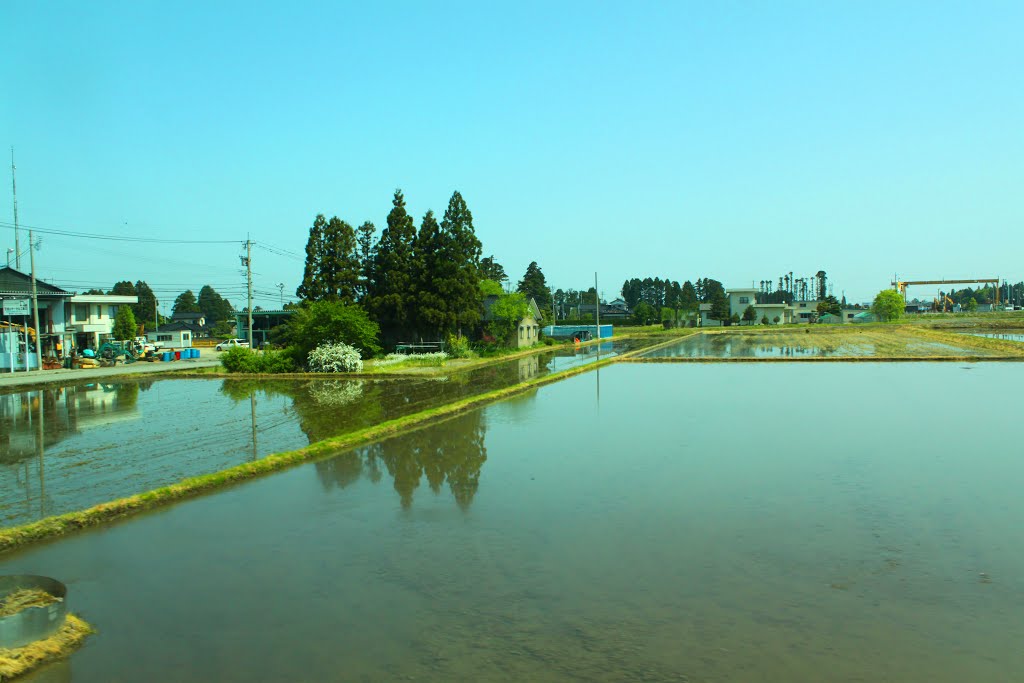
{"left": 0, "top": 266, "right": 139, "bottom": 369}
{"left": 65, "top": 293, "right": 139, "bottom": 349}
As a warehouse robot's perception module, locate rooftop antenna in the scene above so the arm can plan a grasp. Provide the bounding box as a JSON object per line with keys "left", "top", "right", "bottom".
{"left": 11, "top": 147, "right": 20, "bottom": 270}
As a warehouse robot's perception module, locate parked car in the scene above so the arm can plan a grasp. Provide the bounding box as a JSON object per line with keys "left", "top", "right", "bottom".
{"left": 215, "top": 338, "right": 250, "bottom": 352}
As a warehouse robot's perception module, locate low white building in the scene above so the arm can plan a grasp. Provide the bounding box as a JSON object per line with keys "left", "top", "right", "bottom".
{"left": 148, "top": 321, "right": 196, "bottom": 349}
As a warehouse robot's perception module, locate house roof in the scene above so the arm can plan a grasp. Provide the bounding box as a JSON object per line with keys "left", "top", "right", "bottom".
{"left": 152, "top": 321, "right": 202, "bottom": 333}
{"left": 172, "top": 312, "right": 205, "bottom": 321}
{"left": 0, "top": 266, "right": 70, "bottom": 297}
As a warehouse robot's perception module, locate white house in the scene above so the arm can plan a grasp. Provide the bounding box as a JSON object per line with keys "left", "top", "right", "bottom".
{"left": 148, "top": 321, "right": 195, "bottom": 349}
{"left": 65, "top": 294, "right": 139, "bottom": 349}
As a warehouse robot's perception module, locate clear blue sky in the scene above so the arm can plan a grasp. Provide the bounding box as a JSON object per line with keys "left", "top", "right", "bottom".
{"left": 2, "top": 1, "right": 1022, "bottom": 309}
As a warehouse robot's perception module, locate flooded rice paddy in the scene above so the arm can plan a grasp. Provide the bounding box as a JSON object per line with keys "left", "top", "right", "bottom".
{"left": 642, "top": 329, "right": 1000, "bottom": 359}
{"left": 0, "top": 341, "right": 627, "bottom": 526}
{"left": 963, "top": 331, "right": 1024, "bottom": 343}
{"left": 2, "top": 362, "right": 1022, "bottom": 682}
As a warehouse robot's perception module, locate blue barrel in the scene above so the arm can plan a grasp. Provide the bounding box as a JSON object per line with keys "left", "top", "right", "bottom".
{"left": 161, "top": 352, "right": 172, "bottom": 362}
{"left": 192, "top": 348, "right": 200, "bottom": 358}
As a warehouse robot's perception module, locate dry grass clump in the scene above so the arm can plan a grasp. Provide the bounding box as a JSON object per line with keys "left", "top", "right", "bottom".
{"left": 0, "top": 613, "right": 93, "bottom": 679}
{"left": 0, "top": 589, "right": 60, "bottom": 618}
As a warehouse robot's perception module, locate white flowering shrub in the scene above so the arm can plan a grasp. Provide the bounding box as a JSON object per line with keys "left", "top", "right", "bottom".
{"left": 307, "top": 342, "right": 363, "bottom": 373}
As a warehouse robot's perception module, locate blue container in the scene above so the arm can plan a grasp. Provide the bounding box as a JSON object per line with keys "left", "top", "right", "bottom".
{"left": 161, "top": 352, "right": 172, "bottom": 362}
{"left": 192, "top": 348, "right": 200, "bottom": 358}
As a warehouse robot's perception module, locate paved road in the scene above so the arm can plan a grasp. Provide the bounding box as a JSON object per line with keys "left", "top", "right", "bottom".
{"left": 0, "top": 352, "right": 223, "bottom": 389}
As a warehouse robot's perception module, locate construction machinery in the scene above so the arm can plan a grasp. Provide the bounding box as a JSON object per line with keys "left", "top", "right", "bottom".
{"left": 892, "top": 278, "right": 1000, "bottom": 304}
{"left": 932, "top": 295, "right": 956, "bottom": 312}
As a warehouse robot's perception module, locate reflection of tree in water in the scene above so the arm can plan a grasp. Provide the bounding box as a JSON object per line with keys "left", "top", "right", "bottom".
{"left": 315, "top": 410, "right": 488, "bottom": 510}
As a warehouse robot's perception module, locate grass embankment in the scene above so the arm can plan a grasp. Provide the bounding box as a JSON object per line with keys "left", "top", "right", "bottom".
{"left": 0, "top": 614, "right": 93, "bottom": 679}
{"left": 0, "top": 349, "right": 639, "bottom": 556}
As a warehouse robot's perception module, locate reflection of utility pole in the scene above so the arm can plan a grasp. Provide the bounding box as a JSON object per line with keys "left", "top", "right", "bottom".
{"left": 36, "top": 389, "right": 45, "bottom": 517}
{"left": 250, "top": 393, "right": 258, "bottom": 462}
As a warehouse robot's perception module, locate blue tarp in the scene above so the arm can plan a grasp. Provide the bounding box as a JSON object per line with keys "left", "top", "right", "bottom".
{"left": 543, "top": 325, "right": 614, "bottom": 339}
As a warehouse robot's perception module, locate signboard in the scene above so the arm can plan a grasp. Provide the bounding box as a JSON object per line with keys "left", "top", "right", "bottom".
{"left": 2, "top": 299, "right": 30, "bottom": 316}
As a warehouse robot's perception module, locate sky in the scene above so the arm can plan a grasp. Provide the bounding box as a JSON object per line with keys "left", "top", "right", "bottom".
{"left": 2, "top": 1, "right": 1022, "bottom": 309}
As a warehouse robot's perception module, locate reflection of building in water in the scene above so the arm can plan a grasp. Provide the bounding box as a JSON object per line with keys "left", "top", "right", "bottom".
{"left": 315, "top": 410, "right": 488, "bottom": 510}
{"left": 517, "top": 355, "right": 540, "bottom": 382}
{"left": 0, "top": 383, "right": 144, "bottom": 463}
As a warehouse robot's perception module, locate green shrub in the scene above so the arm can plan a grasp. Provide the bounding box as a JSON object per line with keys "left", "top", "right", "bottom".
{"left": 446, "top": 334, "right": 472, "bottom": 359}
{"left": 277, "top": 301, "right": 381, "bottom": 359}
{"left": 220, "top": 347, "right": 297, "bottom": 374}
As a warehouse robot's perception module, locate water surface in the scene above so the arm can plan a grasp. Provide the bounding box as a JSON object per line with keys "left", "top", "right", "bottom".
{"left": 3, "top": 363, "right": 1022, "bottom": 682}
{"left": 0, "top": 341, "right": 632, "bottom": 526}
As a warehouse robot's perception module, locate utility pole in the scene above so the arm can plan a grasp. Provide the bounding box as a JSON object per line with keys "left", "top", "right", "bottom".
{"left": 11, "top": 147, "right": 20, "bottom": 270}
{"left": 594, "top": 272, "right": 601, "bottom": 339}
{"left": 28, "top": 227, "right": 41, "bottom": 370}
{"left": 243, "top": 239, "right": 253, "bottom": 346}
{"left": 277, "top": 282, "right": 285, "bottom": 309}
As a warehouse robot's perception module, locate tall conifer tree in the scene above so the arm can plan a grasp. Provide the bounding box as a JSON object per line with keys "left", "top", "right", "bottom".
{"left": 367, "top": 190, "right": 417, "bottom": 344}
{"left": 439, "top": 191, "right": 482, "bottom": 333}
{"left": 297, "top": 214, "right": 328, "bottom": 301}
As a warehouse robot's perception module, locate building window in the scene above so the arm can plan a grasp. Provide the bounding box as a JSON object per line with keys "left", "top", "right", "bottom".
{"left": 95, "top": 305, "right": 102, "bottom": 318}
{"left": 109, "top": 306, "right": 118, "bottom": 318}
{"left": 739, "top": 296, "right": 749, "bottom": 304}
{"left": 182, "top": 333, "right": 190, "bottom": 341}
{"left": 799, "top": 303, "right": 807, "bottom": 308}
{"left": 157, "top": 334, "right": 172, "bottom": 342}
{"left": 519, "top": 326, "right": 524, "bottom": 339}
{"left": 75, "top": 304, "right": 88, "bottom": 321}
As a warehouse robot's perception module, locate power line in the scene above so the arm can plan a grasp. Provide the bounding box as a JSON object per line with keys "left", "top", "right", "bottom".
{"left": 0, "top": 220, "right": 242, "bottom": 244}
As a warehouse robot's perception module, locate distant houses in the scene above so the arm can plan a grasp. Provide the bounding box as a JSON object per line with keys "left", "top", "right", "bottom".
{"left": 697, "top": 285, "right": 872, "bottom": 326}
{"left": 1, "top": 266, "right": 138, "bottom": 368}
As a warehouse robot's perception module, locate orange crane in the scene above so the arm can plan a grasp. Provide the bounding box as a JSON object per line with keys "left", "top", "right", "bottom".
{"left": 892, "top": 278, "right": 1000, "bottom": 304}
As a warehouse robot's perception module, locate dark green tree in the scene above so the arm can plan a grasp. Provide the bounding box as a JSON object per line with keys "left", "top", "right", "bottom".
{"left": 321, "top": 216, "right": 360, "bottom": 304}
{"left": 172, "top": 290, "right": 200, "bottom": 316}
{"left": 198, "top": 285, "right": 234, "bottom": 325}
{"left": 297, "top": 214, "right": 328, "bottom": 301}
{"left": 133, "top": 281, "right": 158, "bottom": 323}
{"left": 632, "top": 301, "right": 656, "bottom": 325}
{"left": 296, "top": 214, "right": 360, "bottom": 304}
{"left": 110, "top": 281, "right": 136, "bottom": 296}
{"left": 413, "top": 210, "right": 450, "bottom": 338}
{"left": 366, "top": 189, "right": 418, "bottom": 345}
{"left": 816, "top": 295, "right": 841, "bottom": 318}
{"left": 112, "top": 306, "right": 137, "bottom": 340}
{"left": 709, "top": 288, "right": 730, "bottom": 322}
{"left": 680, "top": 281, "right": 698, "bottom": 311}
{"left": 816, "top": 270, "right": 828, "bottom": 300}
{"left": 438, "top": 191, "right": 483, "bottom": 334}
{"left": 743, "top": 305, "right": 757, "bottom": 324}
{"left": 277, "top": 300, "right": 381, "bottom": 360}
{"left": 517, "top": 261, "right": 550, "bottom": 309}
{"left": 480, "top": 255, "right": 507, "bottom": 283}
{"left": 356, "top": 220, "right": 375, "bottom": 301}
